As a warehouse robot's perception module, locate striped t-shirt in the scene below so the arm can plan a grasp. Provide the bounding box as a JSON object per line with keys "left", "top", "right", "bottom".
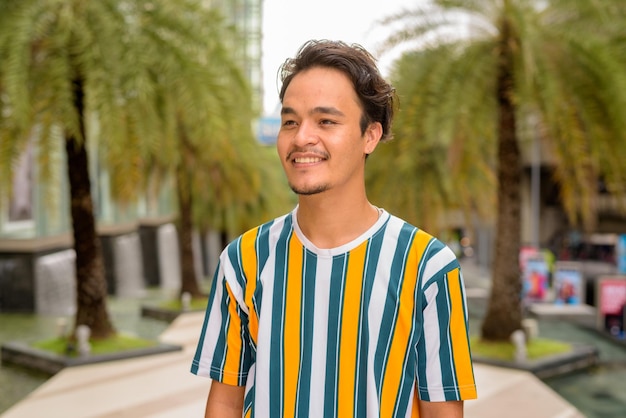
{"left": 191, "top": 207, "right": 477, "bottom": 417}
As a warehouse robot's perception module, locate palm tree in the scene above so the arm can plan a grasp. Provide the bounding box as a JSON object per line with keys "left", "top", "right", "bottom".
{"left": 376, "top": 0, "right": 626, "bottom": 341}
{"left": 134, "top": 6, "right": 252, "bottom": 299}
{"left": 136, "top": 9, "right": 293, "bottom": 299}
{"left": 367, "top": 46, "right": 497, "bottom": 236}
{"left": 0, "top": 0, "right": 252, "bottom": 338}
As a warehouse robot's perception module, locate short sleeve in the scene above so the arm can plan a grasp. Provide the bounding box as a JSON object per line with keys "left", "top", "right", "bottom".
{"left": 190, "top": 252, "right": 254, "bottom": 386}
{"left": 416, "top": 263, "right": 477, "bottom": 402}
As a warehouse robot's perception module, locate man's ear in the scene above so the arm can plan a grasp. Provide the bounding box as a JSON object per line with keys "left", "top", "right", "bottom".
{"left": 364, "top": 122, "right": 383, "bottom": 155}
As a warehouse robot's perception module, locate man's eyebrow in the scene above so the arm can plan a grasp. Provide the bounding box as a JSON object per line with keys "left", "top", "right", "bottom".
{"left": 281, "top": 106, "right": 296, "bottom": 115}
{"left": 280, "top": 106, "right": 345, "bottom": 117}
{"left": 311, "top": 106, "right": 345, "bottom": 117}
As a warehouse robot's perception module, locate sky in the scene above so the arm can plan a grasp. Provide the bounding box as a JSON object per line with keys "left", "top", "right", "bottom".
{"left": 260, "top": 0, "right": 422, "bottom": 114}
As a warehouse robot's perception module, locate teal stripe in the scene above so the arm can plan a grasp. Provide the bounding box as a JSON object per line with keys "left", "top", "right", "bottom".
{"left": 374, "top": 223, "right": 416, "bottom": 398}
{"left": 324, "top": 254, "right": 348, "bottom": 418}
{"left": 245, "top": 221, "right": 273, "bottom": 418}
{"left": 415, "top": 239, "right": 439, "bottom": 402}
{"left": 393, "top": 328, "right": 417, "bottom": 415}
{"left": 251, "top": 221, "right": 274, "bottom": 351}
{"left": 227, "top": 236, "right": 246, "bottom": 290}
{"left": 354, "top": 226, "right": 386, "bottom": 417}
{"left": 256, "top": 220, "right": 274, "bottom": 274}
{"left": 295, "top": 249, "right": 317, "bottom": 417}
{"left": 235, "top": 303, "right": 252, "bottom": 386}
{"left": 391, "top": 230, "right": 434, "bottom": 416}
{"left": 435, "top": 272, "right": 456, "bottom": 400}
{"left": 244, "top": 384, "right": 255, "bottom": 418}
{"left": 393, "top": 246, "right": 425, "bottom": 415}
{"left": 191, "top": 260, "right": 221, "bottom": 374}
{"left": 415, "top": 275, "right": 435, "bottom": 401}
{"left": 210, "top": 282, "right": 233, "bottom": 381}
{"left": 269, "top": 216, "right": 293, "bottom": 417}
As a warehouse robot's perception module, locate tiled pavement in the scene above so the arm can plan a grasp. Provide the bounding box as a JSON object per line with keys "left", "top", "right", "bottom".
{"left": 1, "top": 311, "right": 585, "bottom": 418}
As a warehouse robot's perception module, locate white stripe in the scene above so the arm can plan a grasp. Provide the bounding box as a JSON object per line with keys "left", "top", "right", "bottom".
{"left": 422, "top": 245, "right": 456, "bottom": 285}
{"left": 308, "top": 257, "right": 331, "bottom": 417}
{"left": 366, "top": 216, "right": 402, "bottom": 415}
{"left": 423, "top": 282, "right": 445, "bottom": 401}
{"left": 250, "top": 218, "right": 285, "bottom": 416}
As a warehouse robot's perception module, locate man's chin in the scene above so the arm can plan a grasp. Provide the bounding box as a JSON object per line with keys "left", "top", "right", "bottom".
{"left": 290, "top": 184, "right": 329, "bottom": 196}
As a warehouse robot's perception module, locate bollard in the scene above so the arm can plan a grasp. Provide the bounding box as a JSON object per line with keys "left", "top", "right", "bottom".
{"left": 76, "top": 325, "right": 91, "bottom": 356}
{"left": 510, "top": 329, "right": 527, "bottom": 363}
{"left": 181, "top": 292, "right": 191, "bottom": 312}
{"left": 521, "top": 318, "right": 539, "bottom": 341}
{"left": 56, "top": 318, "right": 68, "bottom": 338}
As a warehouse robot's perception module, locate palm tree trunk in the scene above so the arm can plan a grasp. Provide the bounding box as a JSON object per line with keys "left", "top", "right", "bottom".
{"left": 66, "top": 77, "right": 115, "bottom": 339}
{"left": 176, "top": 132, "right": 203, "bottom": 298}
{"left": 481, "top": 18, "right": 523, "bottom": 341}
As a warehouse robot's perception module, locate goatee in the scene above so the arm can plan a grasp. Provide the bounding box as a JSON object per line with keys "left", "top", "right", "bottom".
{"left": 289, "top": 183, "right": 330, "bottom": 195}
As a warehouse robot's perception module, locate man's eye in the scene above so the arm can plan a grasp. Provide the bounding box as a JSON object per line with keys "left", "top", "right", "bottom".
{"left": 320, "top": 119, "right": 335, "bottom": 125}
{"left": 282, "top": 120, "right": 297, "bottom": 126}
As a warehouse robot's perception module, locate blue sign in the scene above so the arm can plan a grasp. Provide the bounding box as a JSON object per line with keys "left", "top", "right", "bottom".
{"left": 257, "top": 116, "right": 281, "bottom": 145}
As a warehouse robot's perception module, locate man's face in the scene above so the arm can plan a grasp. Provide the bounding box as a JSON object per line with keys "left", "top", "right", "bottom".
{"left": 277, "top": 66, "right": 381, "bottom": 196}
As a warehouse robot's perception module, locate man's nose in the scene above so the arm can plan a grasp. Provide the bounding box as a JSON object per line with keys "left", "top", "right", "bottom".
{"left": 293, "top": 120, "right": 319, "bottom": 146}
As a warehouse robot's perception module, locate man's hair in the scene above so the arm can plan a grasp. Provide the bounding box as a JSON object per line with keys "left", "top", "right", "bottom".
{"left": 278, "top": 39, "right": 396, "bottom": 142}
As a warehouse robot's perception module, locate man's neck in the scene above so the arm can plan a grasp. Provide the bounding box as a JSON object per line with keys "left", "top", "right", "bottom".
{"left": 295, "top": 193, "right": 380, "bottom": 249}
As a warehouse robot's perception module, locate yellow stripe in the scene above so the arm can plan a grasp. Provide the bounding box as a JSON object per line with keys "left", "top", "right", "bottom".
{"left": 240, "top": 228, "right": 259, "bottom": 345}
{"left": 412, "top": 390, "right": 420, "bottom": 418}
{"left": 448, "top": 268, "right": 477, "bottom": 399}
{"left": 337, "top": 242, "right": 367, "bottom": 417}
{"left": 223, "top": 282, "right": 243, "bottom": 385}
{"left": 380, "top": 230, "right": 432, "bottom": 417}
{"left": 283, "top": 235, "right": 303, "bottom": 417}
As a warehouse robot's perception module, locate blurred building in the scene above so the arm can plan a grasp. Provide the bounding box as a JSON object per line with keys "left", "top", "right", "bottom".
{"left": 207, "top": 0, "right": 263, "bottom": 113}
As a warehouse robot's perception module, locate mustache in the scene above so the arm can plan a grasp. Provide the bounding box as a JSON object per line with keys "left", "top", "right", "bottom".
{"left": 285, "top": 147, "right": 330, "bottom": 161}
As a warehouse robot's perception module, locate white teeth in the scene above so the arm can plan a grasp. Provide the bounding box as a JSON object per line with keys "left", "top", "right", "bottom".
{"left": 294, "top": 157, "right": 322, "bottom": 163}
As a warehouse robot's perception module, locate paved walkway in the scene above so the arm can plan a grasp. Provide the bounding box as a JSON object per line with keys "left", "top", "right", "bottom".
{"left": 1, "top": 310, "right": 585, "bottom": 418}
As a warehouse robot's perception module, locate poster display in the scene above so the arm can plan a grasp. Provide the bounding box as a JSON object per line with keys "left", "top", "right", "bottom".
{"left": 522, "top": 256, "right": 550, "bottom": 302}
{"left": 553, "top": 262, "right": 584, "bottom": 305}
{"left": 597, "top": 276, "right": 626, "bottom": 338}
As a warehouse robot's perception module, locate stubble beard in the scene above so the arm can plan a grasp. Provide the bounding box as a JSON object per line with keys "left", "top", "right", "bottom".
{"left": 289, "top": 182, "right": 330, "bottom": 196}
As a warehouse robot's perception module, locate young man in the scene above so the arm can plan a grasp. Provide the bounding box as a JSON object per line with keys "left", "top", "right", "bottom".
{"left": 191, "top": 39, "right": 477, "bottom": 418}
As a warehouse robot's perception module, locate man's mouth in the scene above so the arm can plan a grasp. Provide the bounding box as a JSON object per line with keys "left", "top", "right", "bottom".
{"left": 294, "top": 156, "right": 323, "bottom": 164}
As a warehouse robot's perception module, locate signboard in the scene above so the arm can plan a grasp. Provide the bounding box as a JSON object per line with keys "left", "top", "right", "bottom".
{"left": 596, "top": 276, "right": 626, "bottom": 338}
{"left": 553, "top": 262, "right": 584, "bottom": 305}
{"left": 522, "top": 256, "right": 550, "bottom": 302}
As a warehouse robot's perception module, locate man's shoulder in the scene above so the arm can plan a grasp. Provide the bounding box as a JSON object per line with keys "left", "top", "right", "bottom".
{"left": 383, "top": 211, "right": 455, "bottom": 261}
{"left": 383, "top": 211, "right": 435, "bottom": 242}
{"left": 224, "top": 211, "right": 293, "bottom": 252}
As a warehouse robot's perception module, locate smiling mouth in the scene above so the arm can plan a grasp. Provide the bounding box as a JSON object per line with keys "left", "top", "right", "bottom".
{"left": 294, "top": 157, "right": 323, "bottom": 164}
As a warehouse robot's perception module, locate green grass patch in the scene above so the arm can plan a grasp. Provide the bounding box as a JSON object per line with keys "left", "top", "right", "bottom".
{"left": 32, "top": 334, "right": 158, "bottom": 357}
{"left": 158, "top": 297, "right": 208, "bottom": 311}
{"left": 470, "top": 336, "right": 572, "bottom": 361}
